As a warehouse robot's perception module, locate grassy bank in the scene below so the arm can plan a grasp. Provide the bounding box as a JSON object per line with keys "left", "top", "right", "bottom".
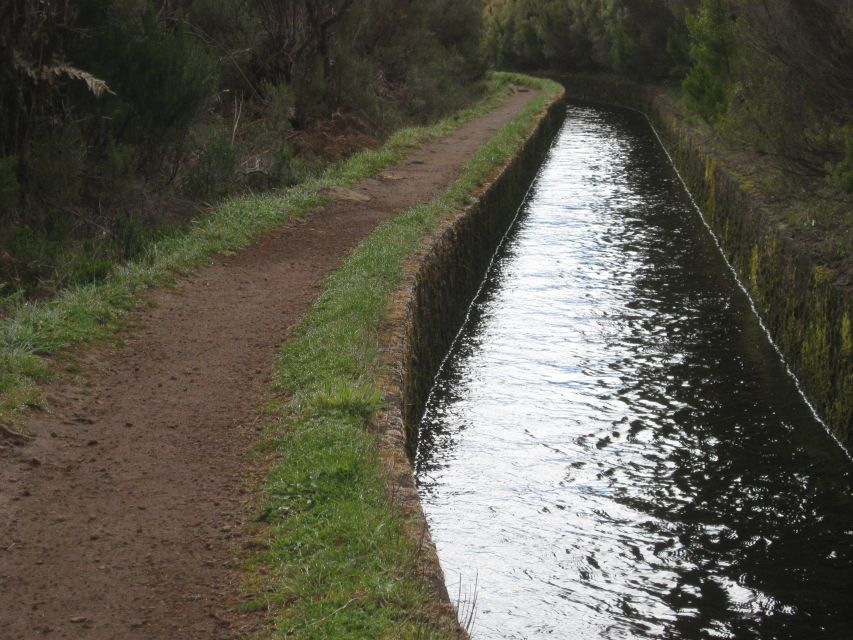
{"left": 0, "top": 72, "right": 545, "bottom": 425}
{"left": 244, "top": 74, "right": 561, "bottom": 638}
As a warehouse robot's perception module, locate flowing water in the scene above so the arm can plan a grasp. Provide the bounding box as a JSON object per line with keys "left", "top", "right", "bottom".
{"left": 415, "top": 104, "right": 853, "bottom": 640}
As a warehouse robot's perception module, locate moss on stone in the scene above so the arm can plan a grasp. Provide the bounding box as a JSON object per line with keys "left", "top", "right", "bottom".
{"left": 749, "top": 244, "right": 761, "bottom": 294}
{"left": 704, "top": 157, "right": 718, "bottom": 220}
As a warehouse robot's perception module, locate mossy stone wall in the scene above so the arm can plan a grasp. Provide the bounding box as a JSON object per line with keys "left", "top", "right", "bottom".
{"left": 399, "top": 96, "right": 566, "bottom": 448}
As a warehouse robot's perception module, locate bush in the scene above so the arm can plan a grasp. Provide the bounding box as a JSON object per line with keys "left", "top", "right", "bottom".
{"left": 182, "top": 133, "right": 237, "bottom": 202}
{"left": 683, "top": 63, "right": 728, "bottom": 121}
{"left": 26, "top": 128, "right": 84, "bottom": 208}
{"left": 682, "top": 0, "right": 736, "bottom": 122}
{"left": 830, "top": 127, "right": 853, "bottom": 193}
{"left": 271, "top": 142, "right": 297, "bottom": 188}
{"left": 258, "top": 80, "right": 296, "bottom": 136}
{"left": 103, "top": 13, "right": 219, "bottom": 163}
{"left": 103, "top": 142, "right": 140, "bottom": 185}
{"left": 114, "top": 214, "right": 148, "bottom": 260}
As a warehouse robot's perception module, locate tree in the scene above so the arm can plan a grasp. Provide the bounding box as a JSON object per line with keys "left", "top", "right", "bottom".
{"left": 682, "top": 0, "right": 735, "bottom": 121}
{"left": 252, "top": 0, "right": 355, "bottom": 127}
{"left": 734, "top": 0, "right": 853, "bottom": 180}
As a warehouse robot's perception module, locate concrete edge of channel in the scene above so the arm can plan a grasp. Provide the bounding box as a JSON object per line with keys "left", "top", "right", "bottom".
{"left": 368, "top": 86, "right": 567, "bottom": 636}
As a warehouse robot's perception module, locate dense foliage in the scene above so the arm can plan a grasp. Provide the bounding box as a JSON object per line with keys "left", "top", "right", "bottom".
{"left": 0, "top": 0, "right": 483, "bottom": 297}
{"left": 483, "top": 0, "right": 853, "bottom": 192}
{"left": 482, "top": 0, "right": 687, "bottom": 79}
{"left": 3, "top": 0, "right": 851, "bottom": 300}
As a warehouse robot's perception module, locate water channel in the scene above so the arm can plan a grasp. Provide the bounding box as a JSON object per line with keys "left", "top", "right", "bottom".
{"left": 414, "top": 104, "right": 853, "bottom": 639}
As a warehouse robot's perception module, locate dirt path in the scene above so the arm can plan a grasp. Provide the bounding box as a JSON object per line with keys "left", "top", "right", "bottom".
{"left": 0, "top": 89, "right": 538, "bottom": 639}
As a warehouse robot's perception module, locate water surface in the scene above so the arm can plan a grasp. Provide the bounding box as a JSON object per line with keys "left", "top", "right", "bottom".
{"left": 415, "top": 104, "right": 853, "bottom": 640}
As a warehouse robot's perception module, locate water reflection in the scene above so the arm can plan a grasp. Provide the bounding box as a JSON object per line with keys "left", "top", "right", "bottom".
{"left": 415, "top": 105, "right": 853, "bottom": 639}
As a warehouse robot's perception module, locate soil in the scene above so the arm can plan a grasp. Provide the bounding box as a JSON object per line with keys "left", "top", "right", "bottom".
{"left": 0, "top": 88, "right": 538, "bottom": 640}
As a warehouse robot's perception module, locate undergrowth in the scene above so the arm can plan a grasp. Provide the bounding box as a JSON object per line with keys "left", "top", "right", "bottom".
{"left": 248, "top": 74, "right": 561, "bottom": 638}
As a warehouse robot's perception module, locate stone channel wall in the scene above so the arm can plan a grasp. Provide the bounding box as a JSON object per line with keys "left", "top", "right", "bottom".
{"left": 369, "top": 87, "right": 566, "bottom": 634}
{"left": 561, "top": 74, "right": 853, "bottom": 452}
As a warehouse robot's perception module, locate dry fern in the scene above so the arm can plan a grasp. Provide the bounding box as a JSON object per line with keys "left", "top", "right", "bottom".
{"left": 12, "top": 50, "right": 114, "bottom": 97}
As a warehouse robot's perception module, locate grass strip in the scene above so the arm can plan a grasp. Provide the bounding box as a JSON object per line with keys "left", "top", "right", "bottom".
{"left": 0, "top": 72, "right": 536, "bottom": 422}
{"left": 249, "top": 74, "right": 561, "bottom": 639}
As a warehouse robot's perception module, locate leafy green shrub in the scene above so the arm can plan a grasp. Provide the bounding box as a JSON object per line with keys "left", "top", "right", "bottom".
{"left": 64, "top": 247, "right": 114, "bottom": 285}
{"left": 271, "top": 142, "right": 297, "bottom": 188}
{"left": 683, "top": 64, "right": 727, "bottom": 121}
{"left": 188, "top": 0, "right": 253, "bottom": 45}
{"left": 1, "top": 223, "right": 66, "bottom": 294}
{"left": 666, "top": 26, "right": 692, "bottom": 80}
{"left": 104, "top": 14, "right": 219, "bottom": 163}
{"left": 830, "top": 127, "right": 853, "bottom": 193}
{"left": 682, "top": 0, "right": 736, "bottom": 122}
{"left": 326, "top": 53, "right": 391, "bottom": 128}
{"left": 114, "top": 214, "right": 148, "bottom": 260}
{"left": 260, "top": 80, "right": 295, "bottom": 132}
{"left": 611, "top": 26, "right": 637, "bottom": 76}
{"left": 403, "top": 49, "right": 469, "bottom": 122}
{"left": 103, "top": 142, "right": 140, "bottom": 185}
{"left": 289, "top": 154, "right": 327, "bottom": 183}
{"left": 187, "top": 0, "right": 255, "bottom": 91}
{"left": 182, "top": 134, "right": 237, "bottom": 202}
{"left": 26, "top": 128, "right": 85, "bottom": 208}
{"left": 1, "top": 212, "right": 157, "bottom": 295}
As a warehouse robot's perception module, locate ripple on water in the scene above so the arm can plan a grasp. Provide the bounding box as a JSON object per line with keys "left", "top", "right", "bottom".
{"left": 415, "top": 104, "right": 853, "bottom": 640}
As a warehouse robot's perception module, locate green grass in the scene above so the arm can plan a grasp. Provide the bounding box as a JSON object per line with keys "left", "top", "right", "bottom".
{"left": 249, "top": 74, "right": 562, "bottom": 638}
{"left": 0, "top": 71, "right": 543, "bottom": 423}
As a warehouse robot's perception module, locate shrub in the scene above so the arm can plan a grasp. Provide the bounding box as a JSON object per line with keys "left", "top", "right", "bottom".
{"left": 830, "top": 127, "right": 853, "bottom": 193}
{"left": 271, "top": 142, "right": 297, "bottom": 188}
{"left": 259, "top": 80, "right": 295, "bottom": 132}
{"left": 26, "top": 128, "right": 84, "bottom": 208}
{"left": 104, "top": 13, "right": 219, "bottom": 164}
{"left": 103, "top": 142, "right": 140, "bottom": 185}
{"left": 114, "top": 214, "right": 148, "bottom": 260}
{"left": 182, "top": 133, "right": 237, "bottom": 202}
{"left": 682, "top": 0, "right": 736, "bottom": 122}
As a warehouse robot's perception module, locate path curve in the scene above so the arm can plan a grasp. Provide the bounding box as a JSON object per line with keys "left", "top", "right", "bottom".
{"left": 0, "top": 89, "right": 538, "bottom": 640}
